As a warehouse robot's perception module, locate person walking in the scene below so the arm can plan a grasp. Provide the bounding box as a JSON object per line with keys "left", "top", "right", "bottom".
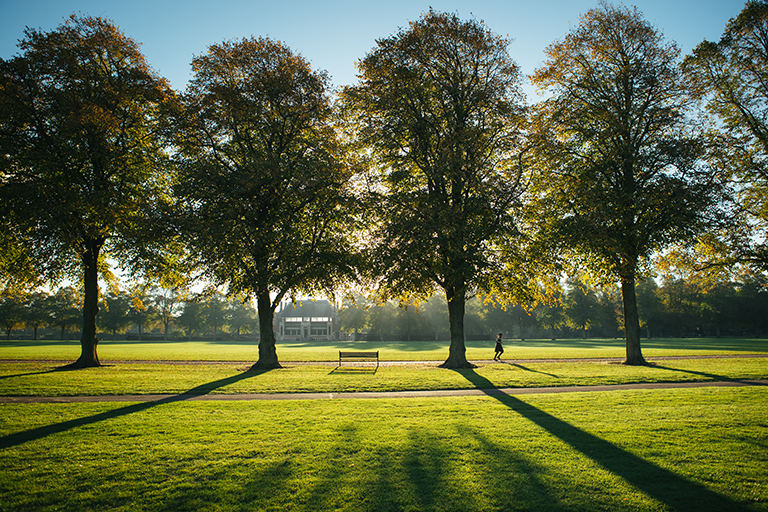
{"left": 493, "top": 333, "right": 504, "bottom": 361}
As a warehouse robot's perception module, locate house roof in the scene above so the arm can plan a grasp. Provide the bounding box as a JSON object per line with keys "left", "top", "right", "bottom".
{"left": 277, "top": 299, "right": 335, "bottom": 318}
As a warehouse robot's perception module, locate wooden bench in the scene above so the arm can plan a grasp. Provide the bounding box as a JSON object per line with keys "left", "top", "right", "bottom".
{"left": 339, "top": 351, "right": 379, "bottom": 368}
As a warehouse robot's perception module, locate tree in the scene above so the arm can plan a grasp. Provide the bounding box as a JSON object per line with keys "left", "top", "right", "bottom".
{"left": 0, "top": 222, "right": 43, "bottom": 294}
{"left": 0, "top": 15, "right": 174, "bottom": 367}
{"left": 0, "top": 292, "right": 25, "bottom": 340}
{"left": 342, "top": 10, "right": 529, "bottom": 368}
{"left": 48, "top": 287, "right": 82, "bottom": 340}
{"left": 177, "top": 299, "right": 205, "bottom": 339}
{"left": 529, "top": 3, "right": 714, "bottom": 364}
{"left": 173, "top": 37, "right": 359, "bottom": 369}
{"left": 395, "top": 303, "right": 429, "bottom": 341}
{"left": 228, "top": 298, "right": 257, "bottom": 337}
{"left": 733, "top": 273, "right": 768, "bottom": 333}
{"left": 419, "top": 294, "right": 450, "bottom": 341}
{"left": 23, "top": 291, "right": 51, "bottom": 340}
{"left": 127, "top": 286, "right": 157, "bottom": 340}
{"left": 98, "top": 291, "right": 132, "bottom": 340}
{"left": 338, "top": 294, "right": 371, "bottom": 340}
{"left": 536, "top": 296, "right": 565, "bottom": 341}
{"left": 152, "top": 286, "right": 185, "bottom": 340}
{"left": 203, "top": 292, "right": 228, "bottom": 340}
{"left": 656, "top": 278, "right": 701, "bottom": 337}
{"left": 366, "top": 301, "right": 398, "bottom": 341}
{"left": 683, "top": 1, "right": 768, "bottom": 274}
{"left": 563, "top": 279, "right": 600, "bottom": 339}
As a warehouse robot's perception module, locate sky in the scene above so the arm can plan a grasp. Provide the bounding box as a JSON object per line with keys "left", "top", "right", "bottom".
{"left": 0, "top": 0, "right": 749, "bottom": 100}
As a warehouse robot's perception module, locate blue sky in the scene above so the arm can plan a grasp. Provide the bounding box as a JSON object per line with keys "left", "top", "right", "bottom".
{"left": 0, "top": 0, "right": 748, "bottom": 99}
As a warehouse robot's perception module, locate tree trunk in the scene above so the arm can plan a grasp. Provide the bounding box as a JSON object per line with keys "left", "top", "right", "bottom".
{"left": 439, "top": 289, "right": 475, "bottom": 369}
{"left": 621, "top": 276, "right": 646, "bottom": 365}
{"left": 72, "top": 240, "right": 102, "bottom": 368}
{"left": 250, "top": 292, "right": 281, "bottom": 370}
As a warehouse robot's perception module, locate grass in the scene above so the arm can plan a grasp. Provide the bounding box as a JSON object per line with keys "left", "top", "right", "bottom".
{"left": 1, "top": 338, "right": 767, "bottom": 511}
{"left": 1, "top": 357, "right": 767, "bottom": 396}
{"left": 1, "top": 387, "right": 766, "bottom": 511}
{"left": 2, "top": 336, "right": 768, "bottom": 362}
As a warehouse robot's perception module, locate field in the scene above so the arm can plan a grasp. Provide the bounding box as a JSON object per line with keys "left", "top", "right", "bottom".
{"left": 2, "top": 336, "right": 767, "bottom": 362}
{"left": 1, "top": 338, "right": 767, "bottom": 511}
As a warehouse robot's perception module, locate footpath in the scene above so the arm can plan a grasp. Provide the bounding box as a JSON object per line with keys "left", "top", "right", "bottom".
{"left": 1, "top": 354, "right": 766, "bottom": 403}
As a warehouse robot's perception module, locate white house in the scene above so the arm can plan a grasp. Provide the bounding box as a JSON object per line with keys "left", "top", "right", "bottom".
{"left": 274, "top": 299, "right": 341, "bottom": 341}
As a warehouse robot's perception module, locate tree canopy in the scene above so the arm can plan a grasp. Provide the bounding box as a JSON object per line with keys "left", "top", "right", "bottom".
{"left": 0, "top": 15, "right": 175, "bottom": 367}
{"left": 173, "top": 36, "right": 360, "bottom": 369}
{"left": 683, "top": 0, "right": 768, "bottom": 274}
{"left": 529, "top": 3, "right": 715, "bottom": 364}
{"left": 343, "top": 10, "right": 529, "bottom": 368}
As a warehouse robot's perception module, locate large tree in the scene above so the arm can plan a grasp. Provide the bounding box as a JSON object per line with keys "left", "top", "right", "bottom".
{"left": 342, "top": 10, "right": 528, "bottom": 368}
{"left": 173, "top": 37, "right": 359, "bottom": 369}
{"left": 0, "top": 15, "right": 174, "bottom": 367}
{"left": 682, "top": 1, "right": 768, "bottom": 274}
{"left": 529, "top": 3, "right": 714, "bottom": 365}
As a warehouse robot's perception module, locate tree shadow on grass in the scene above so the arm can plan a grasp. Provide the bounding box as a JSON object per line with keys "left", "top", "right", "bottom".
{"left": 649, "top": 363, "right": 768, "bottom": 385}
{"left": 275, "top": 408, "right": 569, "bottom": 510}
{"left": 0, "top": 361, "right": 103, "bottom": 380}
{"left": 0, "top": 368, "right": 61, "bottom": 380}
{"left": 457, "top": 369, "right": 754, "bottom": 512}
{"left": 0, "top": 370, "right": 261, "bottom": 450}
{"left": 501, "top": 361, "right": 560, "bottom": 378}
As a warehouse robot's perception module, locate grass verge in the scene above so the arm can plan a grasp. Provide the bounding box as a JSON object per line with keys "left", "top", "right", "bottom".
{"left": 1, "top": 386, "right": 766, "bottom": 511}
{"left": 2, "top": 337, "right": 767, "bottom": 362}
{"left": 0, "top": 357, "right": 766, "bottom": 397}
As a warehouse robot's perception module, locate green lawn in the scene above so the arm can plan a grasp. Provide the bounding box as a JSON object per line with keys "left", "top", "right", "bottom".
{"left": 2, "top": 336, "right": 767, "bottom": 362}
{"left": 1, "top": 339, "right": 767, "bottom": 511}
{"left": 1, "top": 387, "right": 766, "bottom": 511}
{"left": 1, "top": 357, "right": 767, "bottom": 397}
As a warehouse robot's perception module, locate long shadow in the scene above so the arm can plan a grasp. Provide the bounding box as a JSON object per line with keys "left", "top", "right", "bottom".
{"left": 504, "top": 361, "right": 560, "bottom": 378}
{"left": 0, "top": 370, "right": 261, "bottom": 450}
{"left": 649, "top": 363, "right": 767, "bottom": 384}
{"left": 457, "top": 369, "right": 754, "bottom": 512}
{"left": 0, "top": 362, "right": 93, "bottom": 380}
{"left": 0, "top": 368, "right": 61, "bottom": 380}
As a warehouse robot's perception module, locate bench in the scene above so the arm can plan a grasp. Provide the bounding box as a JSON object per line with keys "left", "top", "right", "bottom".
{"left": 339, "top": 351, "right": 379, "bottom": 368}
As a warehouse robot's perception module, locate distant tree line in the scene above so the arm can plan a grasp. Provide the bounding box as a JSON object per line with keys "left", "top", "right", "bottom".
{"left": 0, "top": 287, "right": 257, "bottom": 341}
{"left": 340, "top": 273, "right": 768, "bottom": 341}
{"left": 4, "top": 270, "right": 765, "bottom": 342}
{"left": 2, "top": 3, "right": 768, "bottom": 368}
